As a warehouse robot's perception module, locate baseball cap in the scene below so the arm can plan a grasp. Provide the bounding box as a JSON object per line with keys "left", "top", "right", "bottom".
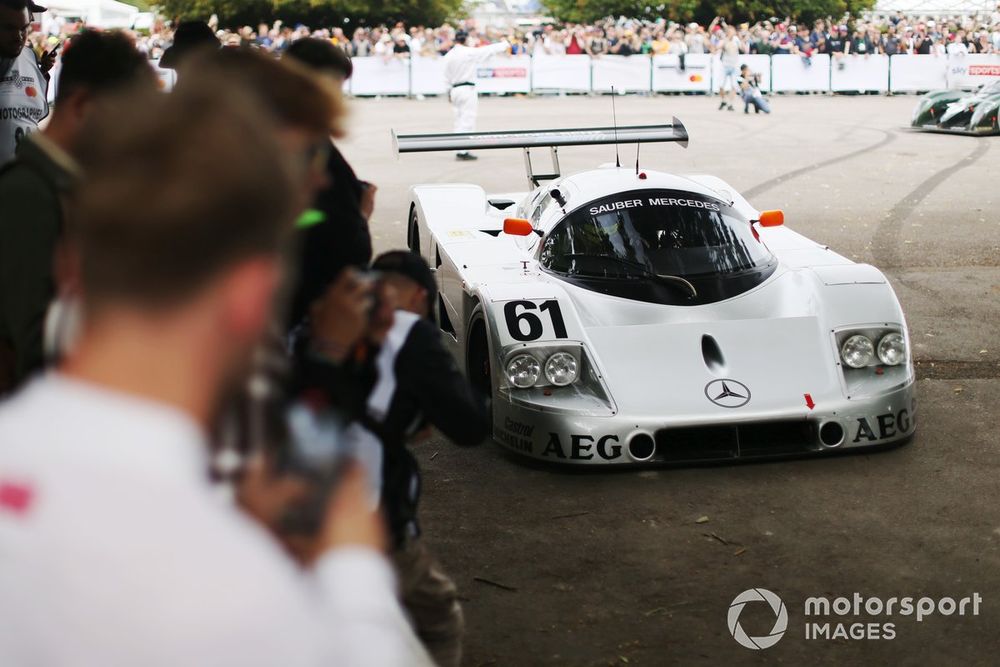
{"left": 28, "top": 0, "right": 47, "bottom": 11}
{"left": 160, "top": 21, "right": 220, "bottom": 69}
{"left": 372, "top": 251, "right": 437, "bottom": 305}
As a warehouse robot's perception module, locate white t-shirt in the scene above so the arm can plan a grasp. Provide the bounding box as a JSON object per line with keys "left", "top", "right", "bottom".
{"left": 0, "top": 47, "right": 49, "bottom": 166}
{"left": 442, "top": 40, "right": 510, "bottom": 85}
{"left": 0, "top": 374, "right": 431, "bottom": 666}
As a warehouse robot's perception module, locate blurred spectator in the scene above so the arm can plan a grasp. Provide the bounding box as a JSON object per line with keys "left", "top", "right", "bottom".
{"left": 0, "top": 0, "right": 54, "bottom": 165}
{"left": 0, "top": 72, "right": 430, "bottom": 666}
{"left": 0, "top": 30, "right": 154, "bottom": 394}
{"left": 158, "top": 20, "right": 219, "bottom": 70}
{"left": 717, "top": 25, "right": 740, "bottom": 111}
{"left": 283, "top": 38, "right": 375, "bottom": 330}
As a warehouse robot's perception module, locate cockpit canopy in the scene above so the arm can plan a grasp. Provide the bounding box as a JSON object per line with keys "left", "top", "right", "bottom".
{"left": 539, "top": 188, "right": 777, "bottom": 306}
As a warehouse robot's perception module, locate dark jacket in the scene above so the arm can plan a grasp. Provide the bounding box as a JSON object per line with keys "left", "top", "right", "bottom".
{"left": 287, "top": 144, "right": 373, "bottom": 330}
{"left": 373, "top": 314, "right": 489, "bottom": 545}
{"left": 316, "top": 143, "right": 372, "bottom": 270}
{"left": 292, "top": 313, "right": 489, "bottom": 546}
{"left": 0, "top": 135, "right": 76, "bottom": 393}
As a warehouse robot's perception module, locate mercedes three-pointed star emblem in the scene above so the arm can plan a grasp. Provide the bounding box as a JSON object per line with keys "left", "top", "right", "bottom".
{"left": 704, "top": 379, "right": 751, "bottom": 408}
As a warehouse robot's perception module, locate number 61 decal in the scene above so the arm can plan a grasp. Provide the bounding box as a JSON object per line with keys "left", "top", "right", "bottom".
{"left": 503, "top": 300, "right": 568, "bottom": 341}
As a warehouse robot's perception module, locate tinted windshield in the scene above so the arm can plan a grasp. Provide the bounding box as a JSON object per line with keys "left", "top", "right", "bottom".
{"left": 541, "top": 189, "right": 773, "bottom": 278}
{"left": 538, "top": 189, "right": 777, "bottom": 305}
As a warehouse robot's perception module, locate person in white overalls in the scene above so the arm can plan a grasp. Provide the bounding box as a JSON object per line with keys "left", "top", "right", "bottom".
{"left": 440, "top": 30, "right": 509, "bottom": 161}
{"left": 0, "top": 0, "right": 54, "bottom": 166}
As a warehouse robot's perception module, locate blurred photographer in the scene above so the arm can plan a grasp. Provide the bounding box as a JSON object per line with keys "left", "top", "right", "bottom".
{"left": 364, "top": 250, "right": 489, "bottom": 666}
{"left": 0, "top": 77, "right": 429, "bottom": 665}
{"left": 288, "top": 250, "right": 487, "bottom": 666}
{"left": 738, "top": 64, "right": 771, "bottom": 114}
{"left": 284, "top": 38, "right": 375, "bottom": 276}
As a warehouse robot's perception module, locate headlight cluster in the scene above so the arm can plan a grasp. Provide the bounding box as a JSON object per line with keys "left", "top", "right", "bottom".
{"left": 506, "top": 350, "right": 579, "bottom": 388}
{"left": 840, "top": 332, "right": 907, "bottom": 368}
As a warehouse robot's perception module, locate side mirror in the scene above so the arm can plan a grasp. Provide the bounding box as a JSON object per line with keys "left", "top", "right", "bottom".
{"left": 503, "top": 217, "right": 534, "bottom": 236}
{"left": 757, "top": 210, "right": 784, "bottom": 227}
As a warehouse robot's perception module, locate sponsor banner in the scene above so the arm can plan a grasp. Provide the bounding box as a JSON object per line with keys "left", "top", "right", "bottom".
{"left": 771, "top": 53, "right": 831, "bottom": 92}
{"left": 946, "top": 54, "right": 1000, "bottom": 89}
{"left": 710, "top": 54, "right": 772, "bottom": 92}
{"left": 888, "top": 54, "right": 947, "bottom": 92}
{"left": 531, "top": 54, "right": 591, "bottom": 92}
{"left": 652, "top": 53, "right": 713, "bottom": 93}
{"left": 475, "top": 55, "right": 531, "bottom": 94}
{"left": 410, "top": 55, "right": 448, "bottom": 96}
{"left": 350, "top": 56, "right": 410, "bottom": 96}
{"left": 831, "top": 54, "right": 890, "bottom": 92}
{"left": 591, "top": 54, "right": 651, "bottom": 93}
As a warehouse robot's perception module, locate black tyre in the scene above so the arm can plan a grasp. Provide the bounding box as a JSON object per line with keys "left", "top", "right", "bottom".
{"left": 466, "top": 314, "right": 494, "bottom": 435}
{"left": 408, "top": 206, "right": 421, "bottom": 254}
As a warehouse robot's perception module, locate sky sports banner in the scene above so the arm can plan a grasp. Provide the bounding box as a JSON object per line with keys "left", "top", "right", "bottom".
{"left": 475, "top": 55, "right": 531, "bottom": 94}
{"left": 946, "top": 54, "right": 1000, "bottom": 89}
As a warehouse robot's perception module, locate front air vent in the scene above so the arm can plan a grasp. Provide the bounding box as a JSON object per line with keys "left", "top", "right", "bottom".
{"left": 702, "top": 335, "right": 725, "bottom": 373}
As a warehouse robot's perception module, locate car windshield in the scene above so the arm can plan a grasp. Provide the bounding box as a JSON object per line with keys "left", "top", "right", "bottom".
{"left": 540, "top": 189, "right": 774, "bottom": 281}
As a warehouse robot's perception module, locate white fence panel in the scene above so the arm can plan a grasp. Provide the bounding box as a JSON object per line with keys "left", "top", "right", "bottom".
{"left": 710, "top": 54, "right": 772, "bottom": 92}
{"left": 350, "top": 56, "right": 410, "bottom": 96}
{"left": 475, "top": 55, "right": 531, "bottom": 94}
{"left": 531, "top": 55, "right": 591, "bottom": 92}
{"left": 831, "top": 54, "right": 889, "bottom": 92}
{"left": 591, "top": 55, "right": 651, "bottom": 93}
{"left": 946, "top": 54, "right": 1000, "bottom": 89}
{"left": 771, "top": 54, "right": 831, "bottom": 91}
{"left": 410, "top": 56, "right": 448, "bottom": 95}
{"left": 889, "top": 55, "right": 947, "bottom": 92}
{"left": 651, "top": 54, "right": 713, "bottom": 92}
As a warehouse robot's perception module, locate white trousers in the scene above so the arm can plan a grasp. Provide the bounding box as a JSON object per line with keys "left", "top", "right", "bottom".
{"left": 449, "top": 85, "right": 477, "bottom": 135}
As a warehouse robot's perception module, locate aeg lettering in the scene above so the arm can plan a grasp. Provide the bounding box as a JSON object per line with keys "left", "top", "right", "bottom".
{"left": 541, "top": 433, "right": 622, "bottom": 460}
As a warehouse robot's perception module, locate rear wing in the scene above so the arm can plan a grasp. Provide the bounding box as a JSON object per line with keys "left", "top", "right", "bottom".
{"left": 392, "top": 118, "right": 688, "bottom": 187}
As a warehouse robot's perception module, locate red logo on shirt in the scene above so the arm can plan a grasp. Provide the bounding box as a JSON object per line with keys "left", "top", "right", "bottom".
{"left": 24, "top": 86, "right": 37, "bottom": 98}
{"left": 0, "top": 481, "right": 35, "bottom": 515}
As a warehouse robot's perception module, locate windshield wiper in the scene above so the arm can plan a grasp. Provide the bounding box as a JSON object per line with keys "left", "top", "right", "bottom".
{"left": 561, "top": 253, "right": 698, "bottom": 299}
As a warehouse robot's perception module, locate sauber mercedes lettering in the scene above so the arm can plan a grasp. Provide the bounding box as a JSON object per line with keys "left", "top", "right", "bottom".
{"left": 394, "top": 119, "right": 916, "bottom": 465}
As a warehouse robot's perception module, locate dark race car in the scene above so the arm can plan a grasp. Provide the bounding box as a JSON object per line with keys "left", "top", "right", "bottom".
{"left": 911, "top": 80, "right": 1000, "bottom": 136}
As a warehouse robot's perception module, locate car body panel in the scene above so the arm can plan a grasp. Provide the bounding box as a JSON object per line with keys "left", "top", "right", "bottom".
{"left": 911, "top": 80, "right": 1000, "bottom": 135}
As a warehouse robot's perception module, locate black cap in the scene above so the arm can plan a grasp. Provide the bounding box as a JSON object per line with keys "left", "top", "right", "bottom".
{"left": 160, "top": 21, "right": 220, "bottom": 69}
{"left": 28, "top": 0, "right": 47, "bottom": 12}
{"left": 372, "top": 251, "right": 437, "bottom": 305}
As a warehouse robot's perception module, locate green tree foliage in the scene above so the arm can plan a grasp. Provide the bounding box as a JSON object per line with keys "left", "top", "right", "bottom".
{"left": 543, "top": 0, "right": 874, "bottom": 25}
{"left": 159, "top": 0, "right": 463, "bottom": 27}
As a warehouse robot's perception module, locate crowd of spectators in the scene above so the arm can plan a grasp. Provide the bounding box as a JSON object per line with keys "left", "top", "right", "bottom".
{"left": 28, "top": 9, "right": 1000, "bottom": 65}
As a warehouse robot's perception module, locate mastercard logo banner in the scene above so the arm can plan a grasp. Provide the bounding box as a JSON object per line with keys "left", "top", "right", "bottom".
{"left": 689, "top": 74, "right": 703, "bottom": 82}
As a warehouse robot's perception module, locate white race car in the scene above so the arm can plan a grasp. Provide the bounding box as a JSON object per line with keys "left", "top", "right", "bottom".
{"left": 395, "top": 121, "right": 916, "bottom": 465}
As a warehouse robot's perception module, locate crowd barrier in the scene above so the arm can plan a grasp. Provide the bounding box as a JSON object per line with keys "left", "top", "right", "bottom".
{"left": 342, "top": 53, "right": 1000, "bottom": 97}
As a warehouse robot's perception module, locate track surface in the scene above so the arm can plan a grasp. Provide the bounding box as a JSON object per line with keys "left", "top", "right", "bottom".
{"left": 338, "top": 94, "right": 1000, "bottom": 665}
